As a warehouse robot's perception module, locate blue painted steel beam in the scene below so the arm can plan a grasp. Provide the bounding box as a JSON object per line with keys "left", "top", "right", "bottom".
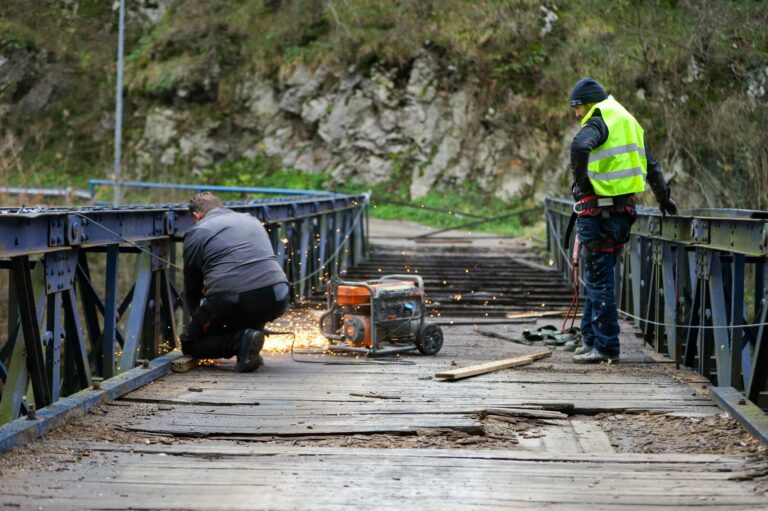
{"left": 0, "top": 351, "right": 181, "bottom": 452}
{"left": 62, "top": 288, "right": 92, "bottom": 390}
{"left": 119, "top": 252, "right": 152, "bottom": 372}
{"left": 12, "top": 256, "right": 50, "bottom": 408}
{"left": 101, "top": 245, "right": 119, "bottom": 378}
{"left": 730, "top": 254, "right": 745, "bottom": 390}
{"left": 88, "top": 179, "right": 337, "bottom": 198}
{"left": 0, "top": 195, "right": 368, "bottom": 257}
{"left": 46, "top": 292, "right": 63, "bottom": 402}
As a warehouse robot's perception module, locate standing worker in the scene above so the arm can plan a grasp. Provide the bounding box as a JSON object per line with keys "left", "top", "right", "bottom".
{"left": 181, "top": 192, "right": 290, "bottom": 372}
{"left": 568, "top": 77, "right": 677, "bottom": 364}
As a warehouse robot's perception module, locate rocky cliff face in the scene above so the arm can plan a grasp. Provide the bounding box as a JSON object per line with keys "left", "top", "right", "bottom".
{"left": 4, "top": 1, "right": 768, "bottom": 209}
{"left": 134, "top": 49, "right": 567, "bottom": 200}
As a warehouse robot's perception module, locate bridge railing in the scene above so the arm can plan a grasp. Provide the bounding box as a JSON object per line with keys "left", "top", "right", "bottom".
{"left": 0, "top": 192, "right": 369, "bottom": 425}
{"left": 545, "top": 197, "right": 768, "bottom": 405}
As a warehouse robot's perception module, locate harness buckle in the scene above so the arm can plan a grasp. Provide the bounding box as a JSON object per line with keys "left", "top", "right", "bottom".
{"left": 597, "top": 197, "right": 614, "bottom": 208}
{"left": 573, "top": 195, "right": 597, "bottom": 215}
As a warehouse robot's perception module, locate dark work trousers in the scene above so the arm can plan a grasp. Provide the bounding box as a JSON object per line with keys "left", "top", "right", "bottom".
{"left": 181, "top": 283, "right": 290, "bottom": 359}
{"left": 577, "top": 212, "right": 633, "bottom": 358}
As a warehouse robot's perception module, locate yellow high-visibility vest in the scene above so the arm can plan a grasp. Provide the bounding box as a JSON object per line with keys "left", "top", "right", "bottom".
{"left": 581, "top": 96, "right": 647, "bottom": 196}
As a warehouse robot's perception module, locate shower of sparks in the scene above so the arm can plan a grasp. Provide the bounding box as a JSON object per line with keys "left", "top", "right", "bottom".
{"left": 263, "top": 309, "right": 330, "bottom": 353}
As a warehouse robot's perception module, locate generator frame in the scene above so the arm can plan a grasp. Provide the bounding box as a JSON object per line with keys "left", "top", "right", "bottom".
{"left": 320, "top": 274, "right": 429, "bottom": 356}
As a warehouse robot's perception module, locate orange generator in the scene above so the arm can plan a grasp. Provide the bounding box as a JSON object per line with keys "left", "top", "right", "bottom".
{"left": 319, "top": 275, "right": 443, "bottom": 356}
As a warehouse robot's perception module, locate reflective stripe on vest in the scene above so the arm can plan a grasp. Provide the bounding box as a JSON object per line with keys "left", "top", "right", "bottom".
{"left": 582, "top": 96, "right": 647, "bottom": 196}
{"left": 588, "top": 143, "right": 646, "bottom": 164}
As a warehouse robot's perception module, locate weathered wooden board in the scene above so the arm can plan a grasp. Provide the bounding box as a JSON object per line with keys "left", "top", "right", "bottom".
{"left": 0, "top": 444, "right": 765, "bottom": 510}
{"left": 171, "top": 356, "right": 201, "bottom": 373}
{"left": 435, "top": 350, "right": 553, "bottom": 380}
{"left": 122, "top": 355, "right": 720, "bottom": 419}
{"left": 125, "top": 412, "right": 482, "bottom": 436}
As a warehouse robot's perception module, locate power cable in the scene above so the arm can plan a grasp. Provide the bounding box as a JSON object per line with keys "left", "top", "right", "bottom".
{"left": 264, "top": 329, "right": 416, "bottom": 365}
{"left": 410, "top": 205, "right": 542, "bottom": 240}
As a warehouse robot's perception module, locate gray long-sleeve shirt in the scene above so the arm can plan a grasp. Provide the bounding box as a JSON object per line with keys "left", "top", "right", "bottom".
{"left": 183, "top": 208, "right": 288, "bottom": 309}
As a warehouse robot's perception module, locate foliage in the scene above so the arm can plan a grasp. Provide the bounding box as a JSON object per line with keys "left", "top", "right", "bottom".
{"left": 1, "top": 0, "right": 767, "bottom": 209}
{"left": 199, "top": 156, "right": 539, "bottom": 236}
{"left": 201, "top": 155, "right": 330, "bottom": 191}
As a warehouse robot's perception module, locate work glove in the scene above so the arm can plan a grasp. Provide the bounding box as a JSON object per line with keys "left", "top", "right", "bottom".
{"left": 659, "top": 198, "right": 678, "bottom": 217}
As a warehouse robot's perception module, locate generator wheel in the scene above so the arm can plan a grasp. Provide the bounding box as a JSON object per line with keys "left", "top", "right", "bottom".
{"left": 416, "top": 324, "right": 443, "bottom": 355}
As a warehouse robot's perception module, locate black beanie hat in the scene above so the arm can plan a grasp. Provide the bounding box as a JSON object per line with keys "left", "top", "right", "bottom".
{"left": 570, "top": 77, "right": 608, "bottom": 107}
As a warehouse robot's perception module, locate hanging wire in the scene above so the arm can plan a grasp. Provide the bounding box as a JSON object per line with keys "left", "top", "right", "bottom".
{"left": 545, "top": 210, "right": 768, "bottom": 330}
{"left": 71, "top": 212, "right": 184, "bottom": 270}
{"left": 287, "top": 199, "right": 368, "bottom": 287}
{"left": 72, "top": 199, "right": 368, "bottom": 288}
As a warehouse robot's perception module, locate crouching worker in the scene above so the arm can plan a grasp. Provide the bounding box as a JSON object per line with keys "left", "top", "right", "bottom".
{"left": 181, "top": 192, "right": 290, "bottom": 372}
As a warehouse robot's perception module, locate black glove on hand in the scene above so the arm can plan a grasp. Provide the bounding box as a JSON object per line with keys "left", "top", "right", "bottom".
{"left": 659, "top": 198, "right": 678, "bottom": 217}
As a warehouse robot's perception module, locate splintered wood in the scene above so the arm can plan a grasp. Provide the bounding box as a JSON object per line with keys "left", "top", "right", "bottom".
{"left": 435, "top": 350, "right": 552, "bottom": 381}
{"left": 170, "top": 356, "right": 200, "bottom": 373}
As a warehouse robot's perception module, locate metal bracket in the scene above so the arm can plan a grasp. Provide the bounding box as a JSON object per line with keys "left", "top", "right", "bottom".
{"left": 694, "top": 249, "right": 711, "bottom": 280}
{"left": 760, "top": 222, "right": 768, "bottom": 253}
{"left": 44, "top": 250, "right": 77, "bottom": 294}
{"left": 648, "top": 217, "right": 661, "bottom": 236}
{"left": 163, "top": 211, "right": 176, "bottom": 235}
{"left": 150, "top": 240, "right": 169, "bottom": 271}
{"left": 652, "top": 240, "right": 663, "bottom": 264}
{"left": 152, "top": 214, "right": 165, "bottom": 236}
{"left": 65, "top": 214, "right": 84, "bottom": 245}
{"left": 48, "top": 217, "right": 66, "bottom": 247}
{"left": 690, "top": 219, "right": 709, "bottom": 244}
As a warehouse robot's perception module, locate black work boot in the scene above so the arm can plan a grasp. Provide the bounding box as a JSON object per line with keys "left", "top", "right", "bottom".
{"left": 236, "top": 329, "right": 265, "bottom": 373}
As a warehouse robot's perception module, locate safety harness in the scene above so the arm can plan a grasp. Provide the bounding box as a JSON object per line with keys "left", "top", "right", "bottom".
{"left": 562, "top": 194, "right": 636, "bottom": 254}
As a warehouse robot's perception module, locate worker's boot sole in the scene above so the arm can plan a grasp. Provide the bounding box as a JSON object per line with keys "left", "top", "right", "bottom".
{"left": 573, "top": 348, "right": 619, "bottom": 364}
{"left": 236, "top": 329, "right": 265, "bottom": 373}
{"left": 574, "top": 344, "right": 593, "bottom": 355}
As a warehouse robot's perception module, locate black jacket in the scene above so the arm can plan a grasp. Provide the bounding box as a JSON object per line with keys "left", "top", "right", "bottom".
{"left": 571, "top": 109, "right": 671, "bottom": 203}
{"left": 183, "top": 208, "right": 288, "bottom": 310}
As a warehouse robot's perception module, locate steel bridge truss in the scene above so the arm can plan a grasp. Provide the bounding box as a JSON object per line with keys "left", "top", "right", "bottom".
{"left": 0, "top": 194, "right": 368, "bottom": 425}
{"left": 546, "top": 198, "right": 768, "bottom": 406}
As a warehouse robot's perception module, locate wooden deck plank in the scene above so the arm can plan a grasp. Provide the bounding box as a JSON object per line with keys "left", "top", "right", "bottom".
{"left": 0, "top": 445, "right": 764, "bottom": 510}
{"left": 0, "top": 243, "right": 761, "bottom": 510}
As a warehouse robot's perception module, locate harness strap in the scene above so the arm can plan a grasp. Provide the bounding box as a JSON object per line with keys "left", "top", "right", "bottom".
{"left": 573, "top": 194, "right": 636, "bottom": 217}
{"left": 562, "top": 212, "right": 577, "bottom": 250}
{"left": 583, "top": 238, "right": 625, "bottom": 254}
